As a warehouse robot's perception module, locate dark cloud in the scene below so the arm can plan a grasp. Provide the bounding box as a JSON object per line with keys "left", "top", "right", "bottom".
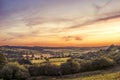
{"left": 7, "top": 30, "right": 39, "bottom": 38}
{"left": 8, "top": 33, "right": 26, "bottom": 38}
{"left": 65, "top": 0, "right": 119, "bottom": 29}
{"left": 74, "top": 36, "right": 82, "bottom": 40}
{"left": 67, "top": 11, "right": 120, "bottom": 29}
{"left": 62, "top": 36, "right": 82, "bottom": 41}
{"left": 0, "top": 33, "right": 27, "bottom": 42}
{"left": 93, "top": 0, "right": 113, "bottom": 13}
{"left": 24, "top": 17, "right": 74, "bottom": 27}
{"left": 1, "top": 30, "right": 43, "bottom": 42}
{"left": 24, "top": 17, "right": 44, "bottom": 27}
{"left": 96, "top": 13, "right": 120, "bottom": 21}
{"left": 1, "top": 37, "right": 15, "bottom": 41}
{"left": 62, "top": 36, "right": 72, "bottom": 41}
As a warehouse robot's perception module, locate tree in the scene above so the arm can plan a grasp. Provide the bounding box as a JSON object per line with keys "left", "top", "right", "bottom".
{"left": 28, "top": 63, "right": 60, "bottom": 76}
{"left": 28, "top": 65, "right": 39, "bottom": 76}
{"left": 107, "top": 44, "right": 118, "bottom": 51}
{"left": 0, "top": 53, "right": 7, "bottom": 68}
{"left": 0, "top": 63, "right": 30, "bottom": 80}
{"left": 18, "top": 59, "right": 32, "bottom": 65}
{"left": 39, "top": 63, "right": 60, "bottom": 76}
{"left": 80, "top": 57, "right": 115, "bottom": 72}
{"left": 60, "top": 59, "right": 80, "bottom": 75}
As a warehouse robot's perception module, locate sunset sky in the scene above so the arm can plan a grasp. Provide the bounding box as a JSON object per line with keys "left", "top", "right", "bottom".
{"left": 0, "top": 0, "right": 120, "bottom": 47}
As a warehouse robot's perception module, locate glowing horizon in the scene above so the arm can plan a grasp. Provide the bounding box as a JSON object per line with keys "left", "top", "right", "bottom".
{"left": 0, "top": 0, "right": 120, "bottom": 47}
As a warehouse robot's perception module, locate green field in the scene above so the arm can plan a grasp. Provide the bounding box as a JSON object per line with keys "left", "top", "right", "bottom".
{"left": 31, "top": 57, "right": 70, "bottom": 65}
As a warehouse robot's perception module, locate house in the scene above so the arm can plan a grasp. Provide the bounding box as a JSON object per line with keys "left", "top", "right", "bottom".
{"left": 41, "top": 53, "right": 53, "bottom": 58}
{"left": 22, "top": 54, "right": 33, "bottom": 59}
{"left": 33, "top": 54, "right": 41, "bottom": 60}
{"left": 22, "top": 53, "right": 53, "bottom": 60}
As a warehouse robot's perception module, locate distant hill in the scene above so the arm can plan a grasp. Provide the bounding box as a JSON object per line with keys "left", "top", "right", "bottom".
{"left": 0, "top": 45, "right": 108, "bottom": 50}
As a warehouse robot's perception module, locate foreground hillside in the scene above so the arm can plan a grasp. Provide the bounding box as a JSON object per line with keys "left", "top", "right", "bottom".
{"left": 61, "top": 72, "right": 120, "bottom": 80}
{"left": 28, "top": 64, "right": 120, "bottom": 80}
{"left": 71, "top": 72, "right": 120, "bottom": 80}
{"left": 60, "top": 66, "right": 120, "bottom": 80}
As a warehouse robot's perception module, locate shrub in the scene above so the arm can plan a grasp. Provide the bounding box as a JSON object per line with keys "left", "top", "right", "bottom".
{"left": 28, "top": 63, "right": 60, "bottom": 76}
{"left": 38, "top": 63, "right": 60, "bottom": 76}
{"left": 112, "top": 52, "right": 120, "bottom": 64}
{"left": 18, "top": 59, "right": 32, "bottom": 65}
{"left": 60, "top": 59, "right": 80, "bottom": 75}
{"left": 80, "top": 57, "right": 115, "bottom": 72}
{"left": 28, "top": 65, "right": 39, "bottom": 76}
{"left": 0, "top": 63, "right": 30, "bottom": 80}
{"left": 0, "top": 53, "right": 7, "bottom": 69}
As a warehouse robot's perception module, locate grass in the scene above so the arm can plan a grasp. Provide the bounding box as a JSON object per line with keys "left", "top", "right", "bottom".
{"left": 28, "top": 71, "right": 120, "bottom": 80}
{"left": 62, "top": 72, "right": 120, "bottom": 80}
{"left": 31, "top": 59, "right": 45, "bottom": 64}
{"left": 31, "top": 57, "right": 70, "bottom": 65}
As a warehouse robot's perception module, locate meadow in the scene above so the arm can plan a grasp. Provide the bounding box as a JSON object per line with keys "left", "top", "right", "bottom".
{"left": 31, "top": 57, "right": 70, "bottom": 65}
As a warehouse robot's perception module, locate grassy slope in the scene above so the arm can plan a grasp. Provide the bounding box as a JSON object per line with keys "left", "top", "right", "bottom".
{"left": 28, "top": 72, "right": 120, "bottom": 80}
{"left": 62, "top": 72, "right": 120, "bottom": 80}
{"left": 81, "top": 72, "right": 120, "bottom": 80}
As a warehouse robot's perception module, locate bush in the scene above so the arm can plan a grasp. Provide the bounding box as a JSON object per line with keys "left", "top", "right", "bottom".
{"left": 60, "top": 59, "right": 80, "bottom": 75}
{"left": 28, "top": 65, "right": 39, "bottom": 76}
{"left": 0, "top": 53, "right": 7, "bottom": 69}
{"left": 80, "top": 57, "right": 115, "bottom": 72}
{"left": 38, "top": 63, "right": 60, "bottom": 76}
{"left": 112, "top": 52, "right": 120, "bottom": 64}
{"left": 18, "top": 59, "right": 32, "bottom": 65}
{"left": 29, "top": 63, "right": 60, "bottom": 76}
{"left": 0, "top": 63, "right": 30, "bottom": 80}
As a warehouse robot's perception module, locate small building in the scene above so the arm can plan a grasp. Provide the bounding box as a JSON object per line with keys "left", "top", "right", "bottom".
{"left": 22, "top": 53, "right": 53, "bottom": 60}
{"left": 41, "top": 53, "right": 53, "bottom": 58}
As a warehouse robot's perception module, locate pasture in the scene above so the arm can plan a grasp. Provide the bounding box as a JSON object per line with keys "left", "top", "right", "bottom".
{"left": 31, "top": 57, "right": 70, "bottom": 65}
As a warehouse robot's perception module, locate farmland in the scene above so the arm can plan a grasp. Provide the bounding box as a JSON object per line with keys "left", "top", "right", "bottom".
{"left": 31, "top": 57, "right": 70, "bottom": 65}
